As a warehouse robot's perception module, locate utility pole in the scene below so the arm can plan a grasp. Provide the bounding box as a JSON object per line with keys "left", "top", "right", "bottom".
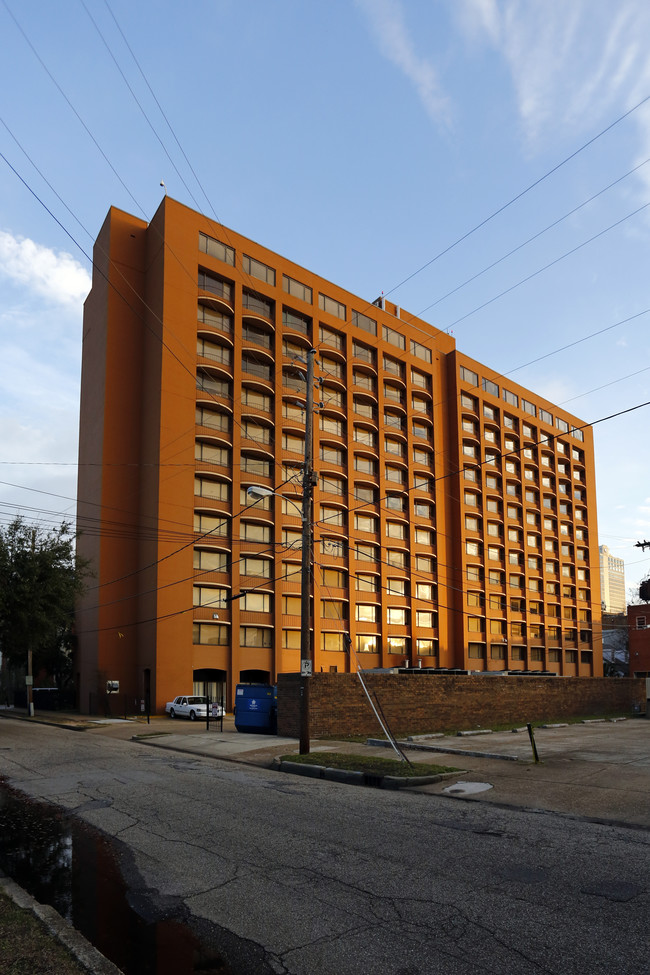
{"left": 299, "top": 349, "right": 317, "bottom": 755}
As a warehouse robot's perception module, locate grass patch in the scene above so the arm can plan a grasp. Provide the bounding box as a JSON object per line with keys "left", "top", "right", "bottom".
{"left": 0, "top": 892, "right": 88, "bottom": 975}
{"left": 281, "top": 751, "right": 459, "bottom": 778}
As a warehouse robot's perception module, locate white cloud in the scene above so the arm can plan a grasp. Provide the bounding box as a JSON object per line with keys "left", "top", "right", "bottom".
{"left": 356, "top": 0, "right": 451, "bottom": 127}
{"left": 458, "top": 0, "right": 650, "bottom": 162}
{"left": 0, "top": 230, "right": 91, "bottom": 306}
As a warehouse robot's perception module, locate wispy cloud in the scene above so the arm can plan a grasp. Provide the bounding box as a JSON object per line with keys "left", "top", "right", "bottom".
{"left": 0, "top": 230, "right": 90, "bottom": 306}
{"left": 458, "top": 0, "right": 650, "bottom": 158}
{"left": 356, "top": 0, "right": 451, "bottom": 127}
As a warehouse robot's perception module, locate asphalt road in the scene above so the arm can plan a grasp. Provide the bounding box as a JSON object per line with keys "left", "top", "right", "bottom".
{"left": 0, "top": 719, "right": 648, "bottom": 975}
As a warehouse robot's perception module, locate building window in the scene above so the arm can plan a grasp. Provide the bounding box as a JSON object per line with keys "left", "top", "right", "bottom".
{"left": 240, "top": 627, "right": 272, "bottom": 648}
{"left": 282, "top": 306, "right": 311, "bottom": 334}
{"left": 193, "top": 586, "right": 228, "bottom": 608}
{"left": 416, "top": 610, "right": 434, "bottom": 628}
{"left": 382, "top": 323, "right": 405, "bottom": 349}
{"left": 193, "top": 623, "right": 229, "bottom": 645}
{"left": 241, "top": 592, "right": 271, "bottom": 613}
{"left": 355, "top": 573, "right": 378, "bottom": 592}
{"left": 415, "top": 638, "right": 434, "bottom": 656}
{"left": 410, "top": 339, "right": 432, "bottom": 362}
{"left": 282, "top": 629, "right": 301, "bottom": 649}
{"left": 321, "top": 600, "right": 345, "bottom": 619}
{"left": 388, "top": 607, "right": 408, "bottom": 625}
{"left": 283, "top": 275, "right": 313, "bottom": 304}
{"left": 240, "top": 522, "right": 271, "bottom": 543}
{"left": 355, "top": 543, "right": 378, "bottom": 562}
{"left": 460, "top": 366, "right": 478, "bottom": 385}
{"left": 319, "top": 324, "right": 344, "bottom": 350}
{"left": 483, "top": 378, "right": 499, "bottom": 397}
{"left": 319, "top": 293, "right": 346, "bottom": 319}
{"left": 357, "top": 634, "right": 377, "bottom": 653}
{"left": 387, "top": 549, "right": 407, "bottom": 569}
{"left": 243, "top": 254, "right": 275, "bottom": 285}
{"left": 320, "top": 474, "right": 346, "bottom": 496}
{"left": 322, "top": 632, "right": 344, "bottom": 652}
{"left": 242, "top": 557, "right": 271, "bottom": 578}
{"left": 199, "top": 232, "right": 235, "bottom": 265}
{"left": 352, "top": 310, "right": 377, "bottom": 335}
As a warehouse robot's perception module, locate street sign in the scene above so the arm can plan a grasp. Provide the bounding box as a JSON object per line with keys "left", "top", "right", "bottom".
{"left": 301, "top": 660, "right": 312, "bottom": 676}
{"left": 24, "top": 676, "right": 33, "bottom": 686}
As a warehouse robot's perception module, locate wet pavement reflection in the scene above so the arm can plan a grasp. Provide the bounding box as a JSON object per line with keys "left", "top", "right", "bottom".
{"left": 0, "top": 781, "right": 232, "bottom": 974}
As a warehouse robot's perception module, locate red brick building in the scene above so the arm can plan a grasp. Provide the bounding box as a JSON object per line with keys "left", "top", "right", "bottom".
{"left": 628, "top": 603, "right": 650, "bottom": 677}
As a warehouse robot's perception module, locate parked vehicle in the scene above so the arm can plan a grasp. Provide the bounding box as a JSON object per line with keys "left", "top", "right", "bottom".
{"left": 165, "top": 695, "right": 224, "bottom": 720}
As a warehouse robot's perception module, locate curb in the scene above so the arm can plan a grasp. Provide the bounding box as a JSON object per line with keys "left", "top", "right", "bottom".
{"left": 273, "top": 759, "right": 462, "bottom": 789}
{"left": 0, "top": 874, "right": 123, "bottom": 975}
{"left": 366, "top": 737, "right": 520, "bottom": 762}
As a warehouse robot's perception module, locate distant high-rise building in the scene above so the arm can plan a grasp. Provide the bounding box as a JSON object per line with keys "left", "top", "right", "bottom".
{"left": 599, "top": 545, "right": 626, "bottom": 614}
{"left": 75, "top": 198, "right": 603, "bottom": 713}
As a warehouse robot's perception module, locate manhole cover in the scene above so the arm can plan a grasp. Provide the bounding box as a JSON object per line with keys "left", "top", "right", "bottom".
{"left": 443, "top": 781, "right": 493, "bottom": 796}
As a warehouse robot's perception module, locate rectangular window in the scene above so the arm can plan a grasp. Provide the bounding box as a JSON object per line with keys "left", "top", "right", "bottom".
{"left": 240, "top": 626, "right": 272, "bottom": 648}
{"left": 193, "top": 586, "right": 228, "bottom": 608}
{"left": 352, "top": 310, "right": 377, "bottom": 335}
{"left": 283, "top": 274, "right": 312, "bottom": 304}
{"left": 240, "top": 521, "right": 271, "bottom": 543}
{"left": 193, "top": 623, "right": 229, "bottom": 645}
{"left": 241, "top": 592, "right": 271, "bottom": 613}
{"left": 319, "top": 293, "right": 346, "bottom": 319}
{"left": 482, "top": 378, "right": 499, "bottom": 397}
{"left": 382, "top": 323, "right": 406, "bottom": 349}
{"left": 460, "top": 365, "right": 478, "bottom": 385}
{"left": 321, "top": 537, "right": 346, "bottom": 557}
{"left": 321, "top": 445, "right": 345, "bottom": 465}
{"left": 388, "top": 607, "right": 407, "bottom": 625}
{"left": 355, "top": 513, "right": 378, "bottom": 533}
{"left": 461, "top": 393, "right": 478, "bottom": 411}
{"left": 410, "top": 339, "right": 432, "bottom": 362}
{"left": 355, "top": 543, "right": 378, "bottom": 562}
{"left": 383, "top": 354, "right": 404, "bottom": 377}
{"left": 415, "top": 555, "right": 433, "bottom": 573}
{"left": 199, "top": 232, "right": 235, "bottom": 265}
{"left": 195, "top": 442, "right": 230, "bottom": 466}
{"left": 355, "top": 573, "right": 378, "bottom": 592}
{"left": 318, "top": 325, "right": 343, "bottom": 350}
{"left": 503, "top": 389, "right": 518, "bottom": 407}
{"left": 321, "top": 600, "right": 345, "bottom": 619}
{"left": 194, "top": 477, "right": 230, "bottom": 501}
{"left": 387, "top": 549, "right": 407, "bottom": 569}
{"left": 322, "top": 567, "right": 346, "bottom": 587}
{"left": 319, "top": 474, "right": 345, "bottom": 496}
{"left": 242, "top": 557, "right": 271, "bottom": 578}
{"left": 193, "top": 549, "right": 229, "bottom": 572}
{"left": 357, "top": 634, "right": 377, "bottom": 653}
{"left": 321, "top": 505, "right": 345, "bottom": 527}
{"left": 243, "top": 254, "right": 275, "bottom": 285}
{"left": 282, "top": 307, "right": 311, "bottom": 335}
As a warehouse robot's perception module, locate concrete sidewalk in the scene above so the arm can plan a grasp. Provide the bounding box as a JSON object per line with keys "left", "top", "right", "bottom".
{"left": 2, "top": 709, "right": 648, "bottom": 828}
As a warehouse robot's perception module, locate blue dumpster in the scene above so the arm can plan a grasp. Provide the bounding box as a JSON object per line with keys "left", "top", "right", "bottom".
{"left": 234, "top": 683, "right": 277, "bottom": 734}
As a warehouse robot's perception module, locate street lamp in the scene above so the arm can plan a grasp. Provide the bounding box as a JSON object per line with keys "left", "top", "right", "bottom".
{"left": 247, "top": 348, "right": 316, "bottom": 754}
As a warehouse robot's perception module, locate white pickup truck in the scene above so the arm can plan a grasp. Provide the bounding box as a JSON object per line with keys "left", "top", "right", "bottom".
{"left": 165, "top": 695, "right": 224, "bottom": 720}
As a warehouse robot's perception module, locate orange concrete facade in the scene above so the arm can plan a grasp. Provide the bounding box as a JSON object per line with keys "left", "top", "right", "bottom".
{"left": 75, "top": 198, "right": 603, "bottom": 713}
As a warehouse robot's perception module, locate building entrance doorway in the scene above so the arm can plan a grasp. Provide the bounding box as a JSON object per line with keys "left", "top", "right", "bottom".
{"left": 193, "top": 668, "right": 226, "bottom": 708}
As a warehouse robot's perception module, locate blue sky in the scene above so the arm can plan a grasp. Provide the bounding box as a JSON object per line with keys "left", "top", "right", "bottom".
{"left": 0, "top": 0, "right": 649, "bottom": 599}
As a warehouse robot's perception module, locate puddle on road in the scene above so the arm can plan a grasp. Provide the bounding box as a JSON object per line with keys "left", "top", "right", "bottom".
{"left": 0, "top": 781, "right": 236, "bottom": 974}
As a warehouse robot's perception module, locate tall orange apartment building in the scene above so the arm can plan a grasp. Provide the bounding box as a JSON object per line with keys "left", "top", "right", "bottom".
{"left": 75, "top": 197, "right": 603, "bottom": 713}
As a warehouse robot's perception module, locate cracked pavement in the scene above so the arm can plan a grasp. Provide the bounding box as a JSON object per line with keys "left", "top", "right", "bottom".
{"left": 0, "top": 718, "right": 648, "bottom": 974}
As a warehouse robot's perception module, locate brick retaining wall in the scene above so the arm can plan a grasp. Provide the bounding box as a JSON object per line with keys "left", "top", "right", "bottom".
{"left": 277, "top": 672, "right": 646, "bottom": 738}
